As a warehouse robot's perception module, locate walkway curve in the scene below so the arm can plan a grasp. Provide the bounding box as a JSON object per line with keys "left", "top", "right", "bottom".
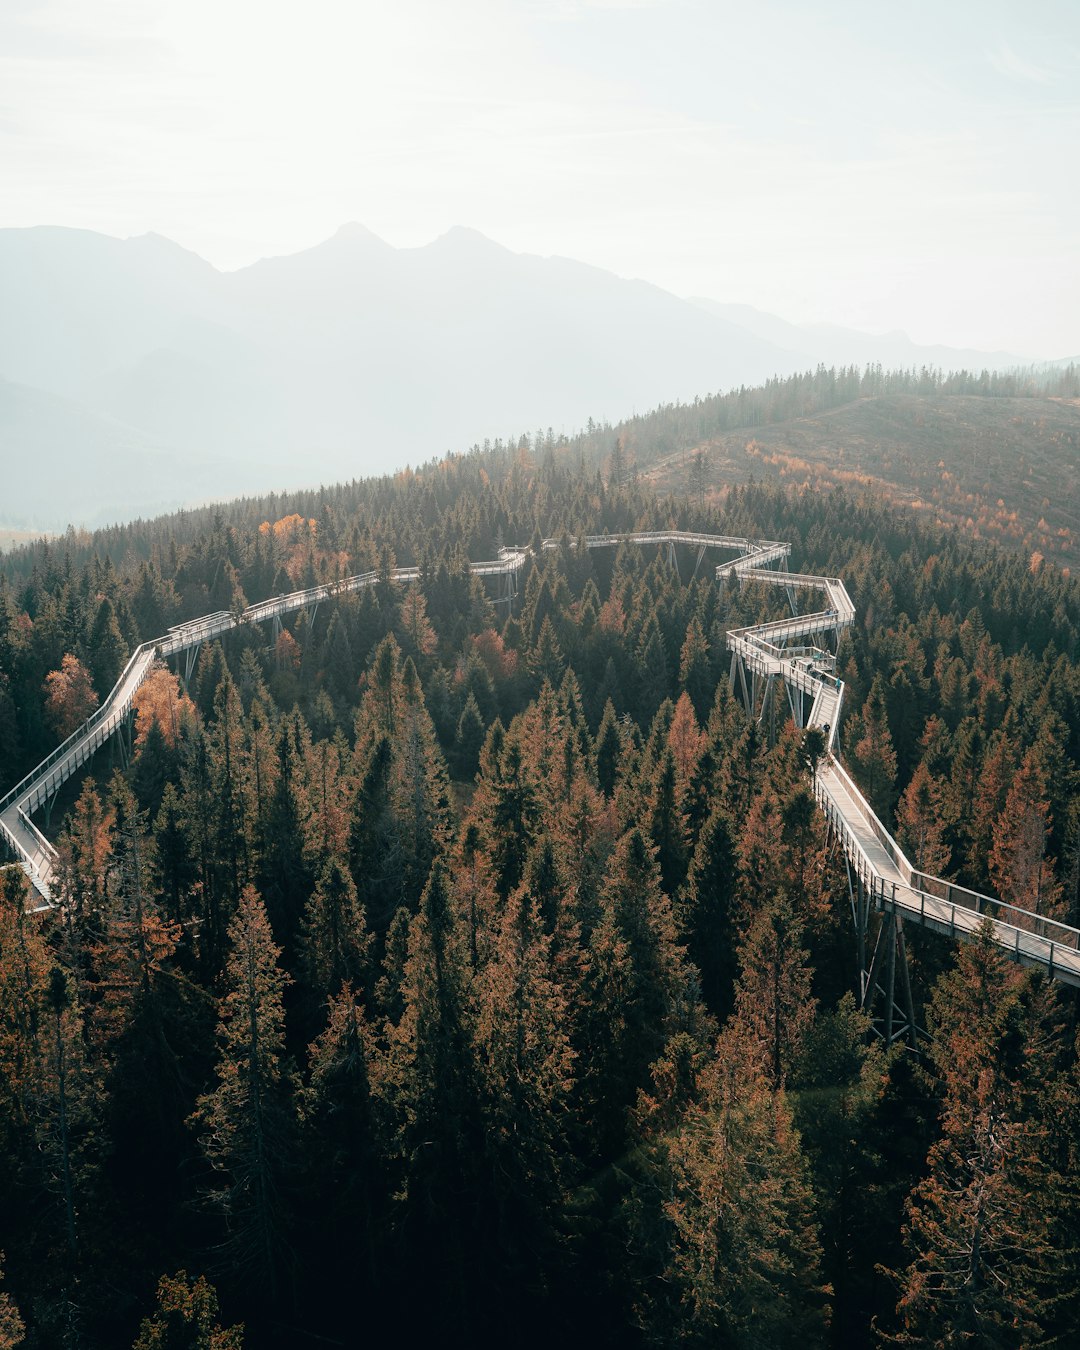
{"left": 2, "top": 530, "right": 1079, "bottom": 989}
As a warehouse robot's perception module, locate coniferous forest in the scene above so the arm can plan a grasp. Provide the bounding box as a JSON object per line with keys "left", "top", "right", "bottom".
{"left": 4, "top": 447, "right": 1080, "bottom": 1346}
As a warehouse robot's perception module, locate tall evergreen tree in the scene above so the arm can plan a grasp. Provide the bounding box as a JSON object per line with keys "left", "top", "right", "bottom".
{"left": 852, "top": 674, "right": 898, "bottom": 822}
{"left": 893, "top": 923, "right": 1065, "bottom": 1347}
{"left": 191, "top": 887, "right": 295, "bottom": 1296}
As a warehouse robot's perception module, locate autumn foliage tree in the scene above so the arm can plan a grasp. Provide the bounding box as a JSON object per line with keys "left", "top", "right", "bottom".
{"left": 132, "top": 1271, "right": 243, "bottom": 1350}
{"left": 132, "top": 664, "right": 196, "bottom": 750}
{"left": 989, "top": 749, "right": 1064, "bottom": 921}
{"left": 43, "top": 654, "right": 99, "bottom": 740}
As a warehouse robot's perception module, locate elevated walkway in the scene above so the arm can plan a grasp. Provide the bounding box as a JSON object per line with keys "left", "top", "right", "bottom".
{"left": 1, "top": 548, "right": 530, "bottom": 899}
{"left": 724, "top": 552, "right": 1080, "bottom": 989}
{"left": 3, "top": 529, "right": 1079, "bottom": 988}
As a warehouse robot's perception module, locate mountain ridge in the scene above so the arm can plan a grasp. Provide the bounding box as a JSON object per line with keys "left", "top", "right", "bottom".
{"left": 0, "top": 223, "right": 1040, "bottom": 531}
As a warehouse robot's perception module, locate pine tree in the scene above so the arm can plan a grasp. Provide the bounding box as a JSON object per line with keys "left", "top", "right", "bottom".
{"left": 0, "top": 870, "right": 49, "bottom": 1148}
{"left": 631, "top": 1023, "right": 829, "bottom": 1348}
{"left": 852, "top": 674, "right": 898, "bottom": 821}
{"left": 988, "top": 748, "right": 1064, "bottom": 923}
{"left": 321, "top": 611, "right": 354, "bottom": 705}
{"left": 473, "top": 883, "right": 575, "bottom": 1295}
{"left": 894, "top": 923, "right": 1064, "bottom": 1346}
{"left": 0, "top": 1252, "right": 24, "bottom": 1348}
{"left": 191, "top": 886, "right": 295, "bottom": 1294}
{"left": 965, "top": 731, "right": 1016, "bottom": 891}
{"left": 347, "top": 734, "right": 399, "bottom": 932}
{"left": 132, "top": 1271, "right": 243, "bottom": 1349}
{"left": 634, "top": 614, "right": 669, "bottom": 724}
{"left": 527, "top": 615, "right": 564, "bottom": 687}
{"left": 87, "top": 595, "right": 129, "bottom": 699}
{"left": 648, "top": 747, "right": 689, "bottom": 901}
{"left": 896, "top": 761, "right": 952, "bottom": 876}
{"left": 678, "top": 615, "right": 712, "bottom": 720}
{"left": 301, "top": 859, "right": 372, "bottom": 1001}
{"left": 392, "top": 661, "right": 453, "bottom": 912}
{"left": 583, "top": 828, "right": 693, "bottom": 1151}
{"left": 731, "top": 889, "right": 817, "bottom": 1088}
{"left": 40, "top": 965, "right": 98, "bottom": 1279}
{"left": 471, "top": 730, "right": 540, "bottom": 899}
{"left": 300, "top": 987, "right": 383, "bottom": 1322}
{"left": 790, "top": 996, "right": 891, "bottom": 1346}
{"left": 380, "top": 865, "right": 483, "bottom": 1332}
{"left": 257, "top": 718, "right": 313, "bottom": 953}
{"left": 453, "top": 692, "right": 485, "bottom": 780}
{"left": 208, "top": 675, "right": 251, "bottom": 914}
{"left": 593, "top": 698, "right": 621, "bottom": 797}
{"left": 666, "top": 690, "right": 704, "bottom": 798}
{"left": 396, "top": 587, "right": 438, "bottom": 663}
{"left": 679, "top": 804, "right": 739, "bottom": 1019}
{"left": 55, "top": 782, "right": 114, "bottom": 964}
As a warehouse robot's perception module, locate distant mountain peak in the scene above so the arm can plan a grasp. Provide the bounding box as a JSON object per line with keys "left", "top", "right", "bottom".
{"left": 126, "top": 231, "right": 218, "bottom": 269}
{"left": 131, "top": 230, "right": 181, "bottom": 247}
{"left": 330, "top": 221, "right": 388, "bottom": 247}
{"left": 427, "top": 225, "right": 505, "bottom": 253}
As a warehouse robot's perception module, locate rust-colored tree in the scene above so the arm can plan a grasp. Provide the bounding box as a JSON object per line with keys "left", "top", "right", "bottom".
{"left": 132, "top": 664, "right": 196, "bottom": 750}
{"left": 896, "top": 761, "right": 952, "bottom": 876}
{"left": 988, "top": 748, "right": 1064, "bottom": 923}
{"left": 43, "top": 654, "right": 99, "bottom": 740}
{"left": 132, "top": 1270, "right": 243, "bottom": 1349}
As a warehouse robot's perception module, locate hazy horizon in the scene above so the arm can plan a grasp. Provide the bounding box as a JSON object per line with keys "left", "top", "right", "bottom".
{"left": 11, "top": 217, "right": 1062, "bottom": 360}
{"left": 3, "top": 0, "right": 1078, "bottom": 358}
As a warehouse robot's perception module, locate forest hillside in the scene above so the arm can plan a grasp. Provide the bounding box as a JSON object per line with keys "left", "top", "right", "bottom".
{"left": 644, "top": 391, "right": 1080, "bottom": 564}
{"left": 0, "top": 227, "right": 1041, "bottom": 532}
{"left": 2, "top": 452, "right": 1080, "bottom": 1346}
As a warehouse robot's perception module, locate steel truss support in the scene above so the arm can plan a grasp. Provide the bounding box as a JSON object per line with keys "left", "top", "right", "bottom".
{"left": 733, "top": 653, "right": 753, "bottom": 718}
{"left": 666, "top": 540, "right": 681, "bottom": 581}
{"left": 847, "top": 859, "right": 919, "bottom": 1051}
{"left": 110, "top": 711, "right": 133, "bottom": 773}
{"left": 730, "top": 653, "right": 781, "bottom": 743}
{"left": 786, "top": 678, "right": 804, "bottom": 730}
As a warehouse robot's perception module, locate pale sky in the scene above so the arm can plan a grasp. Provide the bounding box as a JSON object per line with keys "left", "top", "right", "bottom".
{"left": 2, "top": 0, "right": 1078, "bottom": 357}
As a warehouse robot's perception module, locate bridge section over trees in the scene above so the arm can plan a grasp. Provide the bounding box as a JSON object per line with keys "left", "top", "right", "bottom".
{"left": 3, "top": 531, "right": 1078, "bottom": 992}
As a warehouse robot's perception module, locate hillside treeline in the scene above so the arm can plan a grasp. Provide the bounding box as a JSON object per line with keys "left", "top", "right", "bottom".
{"left": 3, "top": 358, "right": 1078, "bottom": 590}
{"left": 2, "top": 462, "right": 1080, "bottom": 1346}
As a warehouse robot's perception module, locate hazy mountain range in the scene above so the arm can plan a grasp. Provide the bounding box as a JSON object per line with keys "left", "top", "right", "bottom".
{"left": 0, "top": 224, "right": 1035, "bottom": 532}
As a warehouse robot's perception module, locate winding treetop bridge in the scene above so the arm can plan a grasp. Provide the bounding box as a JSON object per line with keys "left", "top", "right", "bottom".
{"left": 3, "top": 530, "right": 1078, "bottom": 1014}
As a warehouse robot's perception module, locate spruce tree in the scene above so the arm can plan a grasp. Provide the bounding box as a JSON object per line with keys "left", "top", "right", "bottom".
{"left": 299, "top": 987, "right": 383, "bottom": 1324}
{"left": 191, "top": 886, "right": 295, "bottom": 1295}
{"left": 679, "top": 804, "right": 739, "bottom": 1019}
{"left": 894, "top": 923, "right": 1065, "bottom": 1346}
{"left": 852, "top": 674, "right": 898, "bottom": 821}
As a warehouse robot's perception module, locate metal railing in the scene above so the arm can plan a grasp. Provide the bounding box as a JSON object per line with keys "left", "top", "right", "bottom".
{"left": 0, "top": 639, "right": 158, "bottom": 817}
{"left": 728, "top": 545, "right": 1080, "bottom": 983}
{"left": 9, "top": 525, "right": 1080, "bottom": 984}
